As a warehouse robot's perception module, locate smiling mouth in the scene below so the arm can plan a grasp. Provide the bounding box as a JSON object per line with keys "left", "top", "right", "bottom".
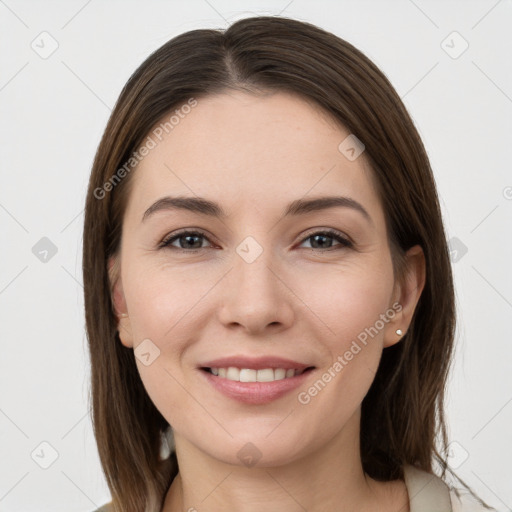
{"left": 200, "top": 366, "right": 315, "bottom": 383}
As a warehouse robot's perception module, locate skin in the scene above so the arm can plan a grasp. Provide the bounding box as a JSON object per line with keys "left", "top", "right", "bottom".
{"left": 110, "top": 90, "right": 425, "bottom": 512}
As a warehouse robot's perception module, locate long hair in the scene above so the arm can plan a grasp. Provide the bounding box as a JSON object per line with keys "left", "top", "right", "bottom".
{"left": 83, "top": 15, "right": 490, "bottom": 511}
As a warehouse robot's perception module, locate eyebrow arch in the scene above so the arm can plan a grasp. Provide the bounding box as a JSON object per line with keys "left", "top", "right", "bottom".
{"left": 142, "top": 195, "right": 373, "bottom": 225}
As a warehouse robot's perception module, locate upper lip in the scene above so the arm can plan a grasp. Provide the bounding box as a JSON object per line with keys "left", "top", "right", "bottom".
{"left": 199, "top": 356, "right": 314, "bottom": 371}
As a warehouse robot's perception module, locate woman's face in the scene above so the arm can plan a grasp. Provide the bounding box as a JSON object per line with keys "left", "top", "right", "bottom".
{"left": 111, "top": 90, "right": 423, "bottom": 467}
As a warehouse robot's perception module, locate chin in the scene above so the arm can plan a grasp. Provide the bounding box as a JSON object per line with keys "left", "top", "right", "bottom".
{"left": 195, "top": 434, "right": 308, "bottom": 469}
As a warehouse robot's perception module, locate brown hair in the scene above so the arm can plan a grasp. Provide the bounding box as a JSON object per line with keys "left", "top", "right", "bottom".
{"left": 83, "top": 15, "right": 491, "bottom": 511}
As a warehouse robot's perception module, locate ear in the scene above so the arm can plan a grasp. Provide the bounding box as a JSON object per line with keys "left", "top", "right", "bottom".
{"left": 383, "top": 245, "right": 426, "bottom": 348}
{"left": 108, "top": 256, "right": 134, "bottom": 348}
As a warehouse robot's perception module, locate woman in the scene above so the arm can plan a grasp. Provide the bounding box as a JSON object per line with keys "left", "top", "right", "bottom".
{"left": 83, "top": 15, "right": 494, "bottom": 512}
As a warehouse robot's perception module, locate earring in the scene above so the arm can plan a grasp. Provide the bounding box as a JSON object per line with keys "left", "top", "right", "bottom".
{"left": 159, "top": 425, "right": 174, "bottom": 460}
{"left": 396, "top": 329, "right": 403, "bottom": 336}
{"left": 119, "top": 313, "right": 128, "bottom": 318}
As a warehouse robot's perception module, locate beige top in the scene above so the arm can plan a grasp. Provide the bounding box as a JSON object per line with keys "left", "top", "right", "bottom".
{"left": 404, "top": 463, "right": 453, "bottom": 511}
{"left": 403, "top": 464, "right": 493, "bottom": 512}
{"left": 93, "top": 464, "right": 491, "bottom": 511}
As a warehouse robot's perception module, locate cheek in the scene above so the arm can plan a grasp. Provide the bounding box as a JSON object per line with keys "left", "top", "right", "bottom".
{"left": 120, "top": 249, "right": 396, "bottom": 459}
{"left": 291, "top": 268, "right": 393, "bottom": 437}
{"left": 125, "top": 249, "right": 395, "bottom": 358}
{"left": 125, "top": 270, "right": 197, "bottom": 420}
{"left": 300, "top": 261, "right": 394, "bottom": 349}
{"left": 124, "top": 263, "right": 203, "bottom": 339}
{"left": 123, "top": 266, "right": 214, "bottom": 413}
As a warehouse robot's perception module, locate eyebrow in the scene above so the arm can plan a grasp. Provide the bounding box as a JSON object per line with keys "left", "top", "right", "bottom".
{"left": 142, "top": 195, "right": 373, "bottom": 225}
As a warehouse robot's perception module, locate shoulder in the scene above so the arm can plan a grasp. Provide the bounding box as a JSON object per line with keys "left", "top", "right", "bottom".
{"left": 403, "top": 464, "right": 497, "bottom": 512}
{"left": 449, "top": 489, "right": 498, "bottom": 512}
{"left": 403, "top": 463, "right": 452, "bottom": 510}
{"left": 92, "top": 503, "right": 113, "bottom": 512}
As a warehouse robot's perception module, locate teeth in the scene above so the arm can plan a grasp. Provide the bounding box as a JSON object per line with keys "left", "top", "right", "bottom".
{"left": 209, "top": 366, "right": 302, "bottom": 382}
{"left": 226, "top": 367, "right": 240, "bottom": 380}
{"left": 274, "top": 368, "right": 286, "bottom": 380}
{"left": 240, "top": 369, "right": 257, "bottom": 382}
{"left": 256, "top": 368, "right": 276, "bottom": 382}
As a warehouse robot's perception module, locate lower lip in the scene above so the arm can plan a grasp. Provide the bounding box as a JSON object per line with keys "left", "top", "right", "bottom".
{"left": 199, "top": 368, "right": 315, "bottom": 405}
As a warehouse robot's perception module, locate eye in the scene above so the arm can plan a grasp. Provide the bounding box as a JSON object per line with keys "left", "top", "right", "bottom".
{"left": 159, "top": 228, "right": 353, "bottom": 252}
{"left": 159, "top": 230, "right": 213, "bottom": 251}
{"left": 298, "top": 229, "right": 353, "bottom": 251}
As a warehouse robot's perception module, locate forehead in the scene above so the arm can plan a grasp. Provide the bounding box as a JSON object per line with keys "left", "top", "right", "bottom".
{"left": 127, "top": 90, "right": 383, "bottom": 224}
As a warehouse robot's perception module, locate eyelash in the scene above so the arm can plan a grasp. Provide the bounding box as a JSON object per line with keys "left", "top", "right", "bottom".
{"left": 158, "top": 228, "right": 353, "bottom": 252}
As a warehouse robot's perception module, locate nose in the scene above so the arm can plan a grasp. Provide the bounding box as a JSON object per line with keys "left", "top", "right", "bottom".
{"left": 217, "top": 247, "right": 295, "bottom": 336}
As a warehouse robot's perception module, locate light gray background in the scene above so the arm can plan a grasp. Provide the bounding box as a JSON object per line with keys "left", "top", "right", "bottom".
{"left": 1, "top": 1, "right": 511, "bottom": 510}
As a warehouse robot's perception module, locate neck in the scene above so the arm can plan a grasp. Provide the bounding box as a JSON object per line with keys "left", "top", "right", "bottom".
{"left": 162, "top": 408, "right": 409, "bottom": 512}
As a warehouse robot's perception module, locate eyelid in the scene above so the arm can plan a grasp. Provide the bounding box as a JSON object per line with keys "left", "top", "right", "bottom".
{"left": 159, "top": 228, "right": 213, "bottom": 249}
{"left": 159, "top": 227, "right": 353, "bottom": 251}
{"left": 298, "top": 227, "right": 353, "bottom": 247}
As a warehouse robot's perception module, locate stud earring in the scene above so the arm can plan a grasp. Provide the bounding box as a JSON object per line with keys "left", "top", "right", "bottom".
{"left": 119, "top": 313, "right": 128, "bottom": 318}
{"left": 396, "top": 329, "right": 403, "bottom": 336}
